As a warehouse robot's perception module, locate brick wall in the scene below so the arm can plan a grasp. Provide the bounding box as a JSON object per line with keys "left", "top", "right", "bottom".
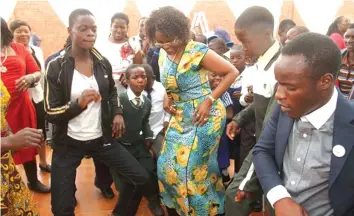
{"left": 7, "top": 0, "right": 354, "bottom": 59}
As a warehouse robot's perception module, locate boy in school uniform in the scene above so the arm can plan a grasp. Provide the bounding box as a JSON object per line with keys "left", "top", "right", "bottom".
{"left": 142, "top": 64, "right": 170, "bottom": 159}
{"left": 112, "top": 64, "right": 165, "bottom": 216}
{"left": 209, "top": 71, "right": 234, "bottom": 184}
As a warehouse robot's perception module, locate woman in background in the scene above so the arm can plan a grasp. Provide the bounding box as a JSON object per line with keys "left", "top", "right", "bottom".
{"left": 10, "top": 19, "right": 51, "bottom": 173}
{"left": 326, "top": 16, "right": 350, "bottom": 49}
{"left": 1, "top": 17, "right": 50, "bottom": 193}
{"left": 98, "top": 12, "right": 143, "bottom": 94}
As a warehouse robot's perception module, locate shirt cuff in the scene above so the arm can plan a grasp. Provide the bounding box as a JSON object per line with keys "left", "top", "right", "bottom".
{"left": 239, "top": 95, "right": 248, "bottom": 107}
{"left": 267, "top": 185, "right": 292, "bottom": 208}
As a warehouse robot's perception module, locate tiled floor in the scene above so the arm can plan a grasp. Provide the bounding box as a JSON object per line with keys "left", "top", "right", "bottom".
{"left": 17, "top": 146, "right": 265, "bottom": 216}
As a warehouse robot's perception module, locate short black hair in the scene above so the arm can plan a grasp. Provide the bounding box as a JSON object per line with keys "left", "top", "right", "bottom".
{"left": 348, "top": 23, "right": 354, "bottom": 29}
{"left": 9, "top": 20, "right": 31, "bottom": 32}
{"left": 289, "top": 26, "right": 310, "bottom": 37}
{"left": 278, "top": 19, "right": 296, "bottom": 32}
{"left": 69, "top": 8, "right": 94, "bottom": 28}
{"left": 326, "top": 16, "right": 345, "bottom": 36}
{"left": 145, "top": 6, "right": 190, "bottom": 43}
{"left": 231, "top": 44, "right": 244, "bottom": 52}
{"left": 1, "top": 17, "right": 13, "bottom": 46}
{"left": 209, "top": 38, "right": 227, "bottom": 48}
{"left": 282, "top": 32, "right": 341, "bottom": 79}
{"left": 111, "top": 12, "right": 129, "bottom": 26}
{"left": 125, "top": 64, "right": 145, "bottom": 80}
{"left": 141, "top": 64, "right": 154, "bottom": 79}
{"left": 235, "top": 6, "right": 274, "bottom": 32}
{"left": 195, "top": 34, "right": 207, "bottom": 44}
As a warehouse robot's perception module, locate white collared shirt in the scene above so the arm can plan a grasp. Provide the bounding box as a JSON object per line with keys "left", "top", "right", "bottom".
{"left": 143, "top": 81, "right": 171, "bottom": 139}
{"left": 235, "top": 66, "right": 257, "bottom": 107}
{"left": 252, "top": 42, "right": 280, "bottom": 99}
{"left": 127, "top": 87, "right": 144, "bottom": 106}
{"left": 300, "top": 88, "right": 338, "bottom": 130}
{"left": 267, "top": 88, "right": 339, "bottom": 207}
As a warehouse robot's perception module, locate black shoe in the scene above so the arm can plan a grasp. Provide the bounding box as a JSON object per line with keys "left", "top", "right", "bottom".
{"left": 148, "top": 200, "right": 165, "bottom": 216}
{"left": 28, "top": 181, "right": 51, "bottom": 193}
{"left": 252, "top": 200, "right": 262, "bottom": 212}
{"left": 100, "top": 187, "right": 114, "bottom": 199}
{"left": 39, "top": 164, "right": 51, "bottom": 173}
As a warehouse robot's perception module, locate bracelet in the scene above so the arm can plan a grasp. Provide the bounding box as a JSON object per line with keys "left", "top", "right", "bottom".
{"left": 208, "top": 95, "right": 216, "bottom": 103}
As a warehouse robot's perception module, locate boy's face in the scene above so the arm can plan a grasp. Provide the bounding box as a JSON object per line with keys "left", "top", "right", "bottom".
{"left": 126, "top": 67, "right": 147, "bottom": 95}
{"left": 208, "top": 72, "right": 222, "bottom": 90}
{"left": 230, "top": 49, "right": 246, "bottom": 71}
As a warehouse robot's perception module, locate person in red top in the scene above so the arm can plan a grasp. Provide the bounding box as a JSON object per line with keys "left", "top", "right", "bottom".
{"left": 0, "top": 17, "right": 50, "bottom": 193}
{"left": 326, "top": 16, "right": 350, "bottom": 50}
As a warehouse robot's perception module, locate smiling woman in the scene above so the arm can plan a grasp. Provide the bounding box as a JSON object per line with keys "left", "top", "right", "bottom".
{"left": 97, "top": 12, "right": 143, "bottom": 95}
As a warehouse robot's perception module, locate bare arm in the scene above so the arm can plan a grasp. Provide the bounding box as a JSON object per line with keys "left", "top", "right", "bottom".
{"left": 201, "top": 50, "right": 239, "bottom": 100}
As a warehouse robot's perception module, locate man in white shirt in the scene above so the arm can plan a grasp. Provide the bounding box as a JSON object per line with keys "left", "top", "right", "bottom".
{"left": 142, "top": 64, "right": 170, "bottom": 159}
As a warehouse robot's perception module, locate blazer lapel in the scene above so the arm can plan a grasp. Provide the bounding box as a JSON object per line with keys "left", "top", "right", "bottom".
{"left": 329, "top": 94, "right": 354, "bottom": 188}
{"left": 276, "top": 111, "right": 295, "bottom": 169}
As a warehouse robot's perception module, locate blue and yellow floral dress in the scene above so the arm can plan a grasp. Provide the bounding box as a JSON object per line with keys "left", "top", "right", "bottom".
{"left": 157, "top": 41, "right": 226, "bottom": 215}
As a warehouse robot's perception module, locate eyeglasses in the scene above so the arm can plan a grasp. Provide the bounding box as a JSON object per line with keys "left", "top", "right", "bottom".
{"left": 154, "top": 39, "right": 178, "bottom": 48}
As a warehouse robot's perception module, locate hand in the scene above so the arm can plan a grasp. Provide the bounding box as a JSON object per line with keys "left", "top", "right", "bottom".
{"left": 274, "top": 198, "right": 308, "bottom": 216}
{"left": 226, "top": 120, "right": 241, "bottom": 140}
{"left": 193, "top": 98, "right": 212, "bottom": 127}
{"left": 163, "top": 121, "right": 169, "bottom": 134}
{"left": 8, "top": 128, "right": 43, "bottom": 150}
{"left": 142, "top": 40, "right": 150, "bottom": 54}
{"left": 232, "top": 91, "right": 242, "bottom": 99}
{"left": 15, "top": 74, "right": 35, "bottom": 91}
{"left": 163, "top": 94, "right": 176, "bottom": 115}
{"left": 234, "top": 190, "right": 254, "bottom": 202}
{"left": 112, "top": 114, "right": 125, "bottom": 138}
{"left": 78, "top": 89, "right": 101, "bottom": 109}
{"left": 244, "top": 92, "right": 253, "bottom": 103}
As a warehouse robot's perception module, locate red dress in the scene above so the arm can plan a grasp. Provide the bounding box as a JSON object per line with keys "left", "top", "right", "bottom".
{"left": 1, "top": 42, "right": 40, "bottom": 164}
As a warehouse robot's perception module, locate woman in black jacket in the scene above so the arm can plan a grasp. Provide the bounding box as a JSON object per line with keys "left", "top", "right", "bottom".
{"left": 44, "top": 9, "right": 148, "bottom": 216}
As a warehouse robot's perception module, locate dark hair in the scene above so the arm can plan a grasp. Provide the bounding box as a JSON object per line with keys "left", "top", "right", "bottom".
{"left": 326, "top": 16, "right": 344, "bottom": 36}
{"left": 231, "top": 44, "right": 244, "bottom": 52}
{"left": 145, "top": 6, "right": 190, "bottom": 43}
{"left": 1, "top": 17, "right": 13, "bottom": 46}
{"left": 141, "top": 64, "right": 154, "bottom": 78}
{"left": 278, "top": 19, "right": 296, "bottom": 32}
{"left": 125, "top": 64, "right": 144, "bottom": 80}
{"left": 282, "top": 32, "right": 341, "bottom": 79}
{"left": 9, "top": 20, "right": 31, "bottom": 32}
{"left": 138, "top": 17, "right": 147, "bottom": 25}
{"left": 195, "top": 34, "right": 207, "bottom": 44}
{"left": 69, "top": 8, "right": 94, "bottom": 28}
{"left": 235, "top": 6, "right": 274, "bottom": 32}
{"left": 291, "top": 26, "right": 310, "bottom": 35}
{"left": 209, "top": 38, "right": 227, "bottom": 48}
{"left": 348, "top": 23, "right": 354, "bottom": 30}
{"left": 111, "top": 12, "right": 129, "bottom": 26}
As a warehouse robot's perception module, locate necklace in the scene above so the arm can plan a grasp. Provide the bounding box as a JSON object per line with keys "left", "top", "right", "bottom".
{"left": 1, "top": 47, "right": 8, "bottom": 73}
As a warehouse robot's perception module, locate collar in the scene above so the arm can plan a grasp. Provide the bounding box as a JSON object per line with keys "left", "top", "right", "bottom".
{"left": 300, "top": 88, "right": 338, "bottom": 130}
{"left": 256, "top": 42, "right": 281, "bottom": 71}
{"left": 127, "top": 87, "right": 144, "bottom": 103}
{"left": 63, "top": 45, "right": 104, "bottom": 64}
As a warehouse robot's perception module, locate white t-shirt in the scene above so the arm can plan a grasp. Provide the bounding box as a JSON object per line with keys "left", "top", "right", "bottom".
{"left": 67, "top": 69, "right": 102, "bottom": 141}
{"left": 98, "top": 38, "right": 140, "bottom": 94}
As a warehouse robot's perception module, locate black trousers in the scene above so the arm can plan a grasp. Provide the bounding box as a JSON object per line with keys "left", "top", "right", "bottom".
{"left": 111, "top": 142, "right": 160, "bottom": 202}
{"left": 93, "top": 158, "right": 114, "bottom": 190}
{"left": 51, "top": 136, "right": 149, "bottom": 216}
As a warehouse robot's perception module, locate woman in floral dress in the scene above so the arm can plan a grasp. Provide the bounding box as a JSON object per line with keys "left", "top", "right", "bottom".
{"left": 146, "top": 6, "right": 239, "bottom": 216}
{"left": 0, "top": 80, "right": 43, "bottom": 216}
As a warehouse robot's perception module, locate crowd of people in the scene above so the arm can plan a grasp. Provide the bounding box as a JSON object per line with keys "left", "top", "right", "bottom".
{"left": 1, "top": 4, "right": 353, "bottom": 216}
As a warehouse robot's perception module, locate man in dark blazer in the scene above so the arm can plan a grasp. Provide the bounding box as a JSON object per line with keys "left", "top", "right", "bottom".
{"left": 253, "top": 33, "right": 354, "bottom": 216}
